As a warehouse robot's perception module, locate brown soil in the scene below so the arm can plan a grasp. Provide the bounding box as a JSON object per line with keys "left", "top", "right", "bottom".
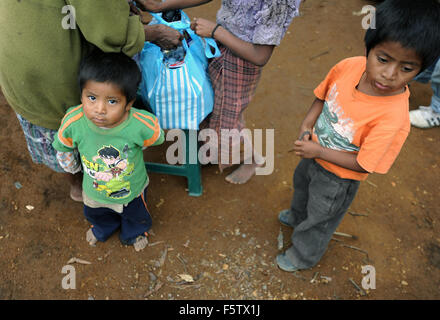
{"left": 1, "top": 0, "right": 439, "bottom": 300}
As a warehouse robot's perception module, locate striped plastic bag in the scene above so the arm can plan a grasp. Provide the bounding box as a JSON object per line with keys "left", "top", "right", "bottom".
{"left": 138, "top": 11, "right": 220, "bottom": 130}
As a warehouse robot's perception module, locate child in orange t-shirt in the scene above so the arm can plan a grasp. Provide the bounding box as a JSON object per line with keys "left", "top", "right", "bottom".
{"left": 276, "top": 0, "right": 440, "bottom": 272}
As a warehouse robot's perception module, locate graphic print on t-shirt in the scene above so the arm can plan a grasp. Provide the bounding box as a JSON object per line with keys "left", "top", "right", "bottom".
{"left": 315, "top": 84, "right": 359, "bottom": 152}
{"left": 82, "top": 144, "right": 134, "bottom": 199}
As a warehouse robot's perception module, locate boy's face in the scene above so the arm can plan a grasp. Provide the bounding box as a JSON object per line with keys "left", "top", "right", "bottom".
{"left": 101, "top": 156, "right": 118, "bottom": 166}
{"left": 363, "top": 41, "right": 422, "bottom": 96}
{"left": 81, "top": 80, "right": 133, "bottom": 128}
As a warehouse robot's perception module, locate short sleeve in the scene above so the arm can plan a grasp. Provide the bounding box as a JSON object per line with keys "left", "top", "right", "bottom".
{"left": 150, "top": 128, "right": 165, "bottom": 147}
{"left": 53, "top": 128, "right": 75, "bottom": 152}
{"left": 356, "top": 126, "right": 409, "bottom": 174}
{"left": 52, "top": 107, "right": 83, "bottom": 152}
{"left": 252, "top": 0, "right": 302, "bottom": 45}
{"left": 314, "top": 63, "right": 341, "bottom": 100}
{"left": 132, "top": 111, "right": 165, "bottom": 147}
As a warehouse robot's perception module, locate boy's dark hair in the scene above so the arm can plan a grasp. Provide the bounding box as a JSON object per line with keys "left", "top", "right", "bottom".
{"left": 79, "top": 50, "right": 141, "bottom": 103}
{"left": 98, "top": 145, "right": 120, "bottom": 159}
{"left": 364, "top": 0, "right": 440, "bottom": 72}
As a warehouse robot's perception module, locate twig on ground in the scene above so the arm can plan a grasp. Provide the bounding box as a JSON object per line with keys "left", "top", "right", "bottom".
{"left": 320, "top": 275, "right": 332, "bottom": 283}
{"left": 348, "top": 211, "right": 369, "bottom": 217}
{"left": 168, "top": 283, "right": 202, "bottom": 290}
{"left": 334, "top": 231, "right": 358, "bottom": 240}
{"left": 277, "top": 227, "right": 284, "bottom": 251}
{"left": 177, "top": 253, "right": 189, "bottom": 274}
{"left": 310, "top": 272, "right": 320, "bottom": 284}
{"left": 158, "top": 247, "right": 168, "bottom": 267}
{"left": 148, "top": 241, "right": 165, "bottom": 247}
{"left": 310, "top": 49, "right": 330, "bottom": 60}
{"left": 340, "top": 244, "right": 370, "bottom": 261}
{"left": 366, "top": 180, "right": 378, "bottom": 188}
{"left": 67, "top": 257, "right": 91, "bottom": 265}
{"left": 292, "top": 271, "right": 307, "bottom": 281}
{"left": 349, "top": 278, "right": 366, "bottom": 296}
{"left": 144, "top": 281, "right": 163, "bottom": 298}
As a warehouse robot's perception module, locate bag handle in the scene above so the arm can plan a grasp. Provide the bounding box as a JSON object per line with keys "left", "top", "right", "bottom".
{"left": 203, "top": 37, "right": 221, "bottom": 58}
{"left": 148, "top": 11, "right": 191, "bottom": 31}
{"left": 149, "top": 10, "right": 221, "bottom": 59}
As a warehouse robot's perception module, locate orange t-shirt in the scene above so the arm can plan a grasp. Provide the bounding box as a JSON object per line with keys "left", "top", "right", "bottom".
{"left": 312, "top": 56, "right": 410, "bottom": 181}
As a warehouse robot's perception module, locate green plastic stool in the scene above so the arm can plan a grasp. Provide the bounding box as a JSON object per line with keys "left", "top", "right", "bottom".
{"left": 145, "top": 129, "right": 202, "bottom": 197}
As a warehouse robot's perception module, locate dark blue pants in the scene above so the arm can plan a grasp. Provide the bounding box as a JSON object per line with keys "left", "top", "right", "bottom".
{"left": 84, "top": 188, "right": 152, "bottom": 245}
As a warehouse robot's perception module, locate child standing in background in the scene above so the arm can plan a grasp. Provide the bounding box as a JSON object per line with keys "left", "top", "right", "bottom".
{"left": 276, "top": 0, "right": 440, "bottom": 272}
{"left": 409, "top": 57, "right": 440, "bottom": 128}
{"left": 53, "top": 51, "right": 164, "bottom": 251}
{"left": 136, "top": 0, "right": 304, "bottom": 184}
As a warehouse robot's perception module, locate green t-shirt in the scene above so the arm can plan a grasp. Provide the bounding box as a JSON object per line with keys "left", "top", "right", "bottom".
{"left": 53, "top": 105, "right": 164, "bottom": 205}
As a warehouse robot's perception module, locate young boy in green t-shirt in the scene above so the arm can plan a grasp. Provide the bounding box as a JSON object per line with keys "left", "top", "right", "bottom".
{"left": 53, "top": 51, "right": 164, "bottom": 251}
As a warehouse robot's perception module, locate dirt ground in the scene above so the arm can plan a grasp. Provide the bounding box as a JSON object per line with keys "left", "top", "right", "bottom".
{"left": 1, "top": 0, "right": 439, "bottom": 301}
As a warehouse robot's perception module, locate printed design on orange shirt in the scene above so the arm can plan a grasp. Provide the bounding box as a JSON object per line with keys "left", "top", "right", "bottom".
{"left": 315, "top": 84, "right": 359, "bottom": 152}
{"left": 82, "top": 144, "right": 134, "bottom": 199}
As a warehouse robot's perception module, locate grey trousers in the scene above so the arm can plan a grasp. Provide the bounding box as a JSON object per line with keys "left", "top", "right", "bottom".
{"left": 284, "top": 158, "right": 360, "bottom": 269}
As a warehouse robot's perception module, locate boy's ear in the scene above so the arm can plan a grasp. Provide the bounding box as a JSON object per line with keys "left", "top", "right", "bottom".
{"left": 125, "top": 99, "right": 135, "bottom": 110}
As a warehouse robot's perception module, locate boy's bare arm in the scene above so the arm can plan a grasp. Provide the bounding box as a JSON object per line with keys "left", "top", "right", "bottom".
{"left": 294, "top": 97, "right": 366, "bottom": 172}
{"left": 293, "top": 140, "right": 368, "bottom": 173}
{"left": 298, "top": 98, "right": 324, "bottom": 141}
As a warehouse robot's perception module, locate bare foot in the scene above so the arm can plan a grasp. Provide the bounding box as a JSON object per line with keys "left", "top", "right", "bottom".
{"left": 133, "top": 234, "right": 149, "bottom": 252}
{"left": 225, "top": 162, "right": 261, "bottom": 184}
{"left": 86, "top": 228, "right": 98, "bottom": 246}
{"left": 70, "top": 184, "right": 83, "bottom": 202}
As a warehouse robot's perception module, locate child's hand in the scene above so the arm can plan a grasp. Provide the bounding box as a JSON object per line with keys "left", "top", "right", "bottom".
{"left": 191, "top": 18, "right": 217, "bottom": 38}
{"left": 292, "top": 139, "right": 322, "bottom": 159}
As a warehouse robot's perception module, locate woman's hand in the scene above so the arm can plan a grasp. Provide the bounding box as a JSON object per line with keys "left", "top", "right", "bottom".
{"left": 144, "top": 24, "right": 183, "bottom": 49}
{"left": 191, "top": 17, "right": 217, "bottom": 38}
